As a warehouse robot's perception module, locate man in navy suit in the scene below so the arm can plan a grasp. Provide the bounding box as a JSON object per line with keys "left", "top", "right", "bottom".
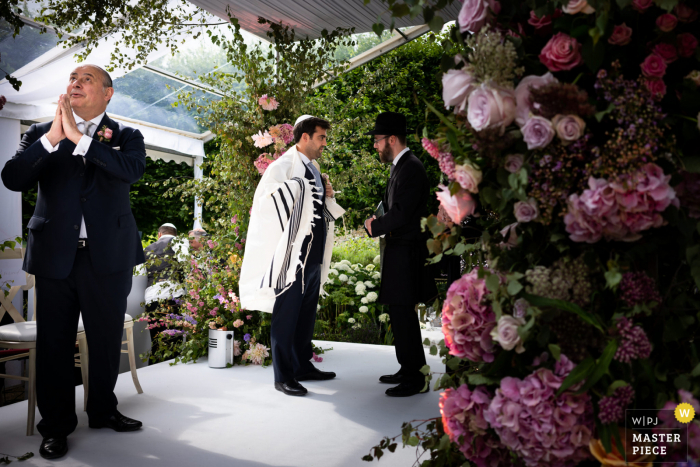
{"left": 1, "top": 65, "right": 146, "bottom": 459}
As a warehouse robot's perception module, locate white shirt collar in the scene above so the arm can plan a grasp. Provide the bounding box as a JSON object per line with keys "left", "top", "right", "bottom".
{"left": 392, "top": 147, "right": 410, "bottom": 166}
{"left": 296, "top": 147, "right": 311, "bottom": 165}
{"left": 74, "top": 111, "right": 106, "bottom": 136}
{"left": 159, "top": 235, "right": 175, "bottom": 240}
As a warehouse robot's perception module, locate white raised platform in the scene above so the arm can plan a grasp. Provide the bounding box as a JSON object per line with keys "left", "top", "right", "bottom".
{"left": 0, "top": 340, "right": 443, "bottom": 466}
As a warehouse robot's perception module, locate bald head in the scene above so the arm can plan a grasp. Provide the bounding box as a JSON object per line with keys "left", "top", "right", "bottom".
{"left": 67, "top": 64, "right": 115, "bottom": 119}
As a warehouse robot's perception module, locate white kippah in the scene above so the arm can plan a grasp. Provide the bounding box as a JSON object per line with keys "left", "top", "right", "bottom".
{"left": 294, "top": 115, "right": 315, "bottom": 126}
{"left": 160, "top": 223, "right": 177, "bottom": 229}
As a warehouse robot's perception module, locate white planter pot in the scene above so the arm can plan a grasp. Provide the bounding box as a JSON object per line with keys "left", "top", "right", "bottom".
{"left": 208, "top": 329, "right": 234, "bottom": 368}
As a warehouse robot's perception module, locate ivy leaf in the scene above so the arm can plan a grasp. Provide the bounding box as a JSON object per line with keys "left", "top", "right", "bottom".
{"left": 604, "top": 270, "right": 622, "bottom": 289}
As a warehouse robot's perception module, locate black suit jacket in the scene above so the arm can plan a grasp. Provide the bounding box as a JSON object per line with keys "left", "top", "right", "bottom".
{"left": 368, "top": 150, "right": 437, "bottom": 305}
{"left": 1, "top": 113, "right": 147, "bottom": 279}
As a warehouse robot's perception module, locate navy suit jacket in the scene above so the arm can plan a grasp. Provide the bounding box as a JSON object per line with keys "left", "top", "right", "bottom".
{"left": 1, "top": 113, "right": 147, "bottom": 279}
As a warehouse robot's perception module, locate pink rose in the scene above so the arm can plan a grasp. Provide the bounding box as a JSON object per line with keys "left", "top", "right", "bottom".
{"left": 656, "top": 13, "right": 678, "bottom": 32}
{"left": 504, "top": 154, "right": 524, "bottom": 173}
{"left": 652, "top": 43, "right": 678, "bottom": 63}
{"left": 539, "top": 32, "right": 583, "bottom": 72}
{"left": 677, "top": 33, "right": 698, "bottom": 58}
{"left": 528, "top": 10, "right": 552, "bottom": 28}
{"left": 562, "top": 0, "right": 594, "bottom": 15}
{"left": 454, "top": 164, "right": 483, "bottom": 193}
{"left": 514, "top": 73, "right": 557, "bottom": 126}
{"left": 467, "top": 83, "right": 516, "bottom": 133}
{"left": 521, "top": 116, "right": 555, "bottom": 150}
{"left": 552, "top": 114, "right": 586, "bottom": 145}
{"left": 104, "top": 128, "right": 113, "bottom": 139}
{"left": 632, "top": 0, "right": 653, "bottom": 11}
{"left": 608, "top": 23, "right": 632, "bottom": 45}
{"left": 640, "top": 54, "right": 667, "bottom": 78}
{"left": 644, "top": 79, "right": 667, "bottom": 97}
{"left": 675, "top": 3, "right": 698, "bottom": 22}
{"left": 459, "top": 0, "right": 497, "bottom": 33}
{"left": 233, "top": 319, "right": 244, "bottom": 328}
{"left": 436, "top": 185, "right": 477, "bottom": 224}
{"left": 442, "top": 68, "right": 477, "bottom": 114}
{"left": 491, "top": 315, "right": 526, "bottom": 352}
{"left": 514, "top": 198, "right": 539, "bottom": 223}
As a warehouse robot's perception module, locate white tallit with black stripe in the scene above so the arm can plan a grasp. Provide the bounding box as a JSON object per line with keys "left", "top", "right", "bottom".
{"left": 240, "top": 145, "right": 345, "bottom": 313}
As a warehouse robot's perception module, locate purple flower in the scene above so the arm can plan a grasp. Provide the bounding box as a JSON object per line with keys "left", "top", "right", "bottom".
{"left": 614, "top": 317, "right": 652, "bottom": 363}
{"left": 243, "top": 333, "right": 251, "bottom": 342}
{"left": 598, "top": 385, "right": 634, "bottom": 424}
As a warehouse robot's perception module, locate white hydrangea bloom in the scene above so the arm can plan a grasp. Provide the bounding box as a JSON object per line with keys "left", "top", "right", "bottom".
{"left": 341, "top": 260, "right": 352, "bottom": 265}
{"left": 359, "top": 306, "right": 369, "bottom": 313}
{"left": 335, "top": 263, "right": 349, "bottom": 272}
{"left": 348, "top": 300, "right": 355, "bottom": 306}
{"left": 366, "top": 291, "right": 378, "bottom": 302}
{"left": 328, "top": 268, "right": 339, "bottom": 276}
{"left": 338, "top": 274, "right": 349, "bottom": 282}
{"left": 365, "top": 264, "right": 376, "bottom": 272}
{"left": 348, "top": 276, "right": 357, "bottom": 284}
{"left": 348, "top": 317, "right": 356, "bottom": 323}
{"left": 378, "top": 313, "right": 390, "bottom": 323}
{"left": 355, "top": 282, "right": 367, "bottom": 295}
{"left": 372, "top": 272, "right": 381, "bottom": 280}
{"left": 352, "top": 264, "right": 362, "bottom": 271}
{"left": 317, "top": 304, "right": 321, "bottom": 311}
{"left": 352, "top": 323, "right": 362, "bottom": 329}
{"left": 361, "top": 297, "right": 369, "bottom": 304}
{"left": 364, "top": 281, "right": 375, "bottom": 288}
{"left": 373, "top": 255, "right": 380, "bottom": 265}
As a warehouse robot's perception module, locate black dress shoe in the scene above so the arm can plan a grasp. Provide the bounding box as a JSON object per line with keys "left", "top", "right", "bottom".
{"left": 275, "top": 380, "right": 308, "bottom": 396}
{"left": 385, "top": 381, "right": 428, "bottom": 397}
{"left": 296, "top": 368, "right": 336, "bottom": 381}
{"left": 89, "top": 411, "right": 143, "bottom": 432}
{"left": 39, "top": 437, "right": 68, "bottom": 460}
{"left": 379, "top": 373, "right": 405, "bottom": 384}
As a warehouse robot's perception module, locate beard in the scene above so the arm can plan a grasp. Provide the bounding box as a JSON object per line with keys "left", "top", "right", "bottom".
{"left": 379, "top": 144, "right": 393, "bottom": 164}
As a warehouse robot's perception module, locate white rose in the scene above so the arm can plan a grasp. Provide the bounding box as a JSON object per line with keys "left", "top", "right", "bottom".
{"left": 359, "top": 306, "right": 369, "bottom": 313}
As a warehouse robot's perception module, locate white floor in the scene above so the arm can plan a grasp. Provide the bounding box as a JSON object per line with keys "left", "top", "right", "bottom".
{"left": 0, "top": 340, "right": 444, "bottom": 467}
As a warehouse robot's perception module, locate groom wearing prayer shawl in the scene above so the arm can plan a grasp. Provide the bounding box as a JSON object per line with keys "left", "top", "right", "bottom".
{"left": 240, "top": 116, "right": 345, "bottom": 396}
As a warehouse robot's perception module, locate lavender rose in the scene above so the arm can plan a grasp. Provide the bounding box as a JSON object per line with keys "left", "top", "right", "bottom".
{"left": 442, "top": 68, "right": 477, "bottom": 114}
{"left": 491, "top": 315, "right": 526, "bottom": 353}
{"left": 521, "top": 116, "right": 555, "bottom": 150}
{"left": 467, "top": 83, "right": 516, "bottom": 133}
{"left": 552, "top": 114, "right": 586, "bottom": 145}
{"left": 504, "top": 154, "right": 524, "bottom": 173}
{"left": 562, "top": 0, "right": 594, "bottom": 14}
{"left": 454, "top": 163, "right": 483, "bottom": 193}
{"left": 458, "top": 0, "right": 499, "bottom": 34}
{"left": 514, "top": 198, "right": 540, "bottom": 223}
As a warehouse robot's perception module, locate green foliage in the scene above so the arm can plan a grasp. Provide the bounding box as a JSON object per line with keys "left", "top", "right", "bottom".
{"left": 331, "top": 233, "right": 380, "bottom": 266}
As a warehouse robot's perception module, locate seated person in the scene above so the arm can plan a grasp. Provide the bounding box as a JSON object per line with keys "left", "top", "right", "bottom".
{"left": 144, "top": 223, "right": 187, "bottom": 305}
{"left": 188, "top": 228, "right": 208, "bottom": 253}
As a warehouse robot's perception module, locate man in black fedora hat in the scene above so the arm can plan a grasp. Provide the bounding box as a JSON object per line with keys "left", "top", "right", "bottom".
{"left": 363, "top": 111, "right": 437, "bottom": 397}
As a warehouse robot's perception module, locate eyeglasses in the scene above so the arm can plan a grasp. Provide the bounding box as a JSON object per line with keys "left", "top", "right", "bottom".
{"left": 373, "top": 136, "right": 391, "bottom": 145}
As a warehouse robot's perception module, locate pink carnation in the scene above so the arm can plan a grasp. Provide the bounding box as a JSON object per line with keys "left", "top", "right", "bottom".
{"left": 441, "top": 268, "right": 498, "bottom": 362}
{"left": 539, "top": 32, "right": 583, "bottom": 72}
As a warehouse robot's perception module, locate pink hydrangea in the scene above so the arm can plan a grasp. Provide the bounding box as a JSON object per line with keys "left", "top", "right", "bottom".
{"left": 277, "top": 123, "right": 294, "bottom": 145}
{"left": 484, "top": 355, "right": 594, "bottom": 467}
{"left": 564, "top": 163, "right": 678, "bottom": 243}
{"left": 258, "top": 94, "right": 279, "bottom": 111}
{"left": 439, "top": 385, "right": 507, "bottom": 466}
{"left": 441, "top": 268, "right": 498, "bottom": 362}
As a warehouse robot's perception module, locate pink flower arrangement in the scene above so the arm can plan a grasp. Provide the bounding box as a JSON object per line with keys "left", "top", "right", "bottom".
{"left": 251, "top": 130, "right": 274, "bottom": 148}
{"left": 253, "top": 152, "right": 281, "bottom": 175}
{"left": 439, "top": 385, "right": 507, "bottom": 466}
{"left": 644, "top": 78, "right": 667, "bottom": 97}
{"left": 514, "top": 73, "right": 558, "bottom": 127}
{"left": 521, "top": 116, "right": 555, "bottom": 150}
{"left": 484, "top": 355, "right": 594, "bottom": 467}
{"left": 441, "top": 268, "right": 497, "bottom": 362}
{"left": 539, "top": 33, "right": 583, "bottom": 72}
{"left": 608, "top": 24, "right": 632, "bottom": 46}
{"left": 675, "top": 3, "right": 698, "bottom": 23}
{"left": 564, "top": 163, "right": 678, "bottom": 243}
{"left": 436, "top": 185, "right": 477, "bottom": 224}
{"left": 442, "top": 68, "right": 477, "bottom": 114}
{"left": 258, "top": 94, "right": 279, "bottom": 111}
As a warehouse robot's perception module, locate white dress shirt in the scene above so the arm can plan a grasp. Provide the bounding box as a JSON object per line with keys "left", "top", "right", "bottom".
{"left": 298, "top": 151, "right": 323, "bottom": 197}
{"left": 392, "top": 147, "right": 410, "bottom": 168}
{"left": 39, "top": 111, "right": 105, "bottom": 238}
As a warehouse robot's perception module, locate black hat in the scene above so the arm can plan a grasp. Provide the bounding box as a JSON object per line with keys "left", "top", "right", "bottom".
{"left": 364, "top": 111, "right": 408, "bottom": 136}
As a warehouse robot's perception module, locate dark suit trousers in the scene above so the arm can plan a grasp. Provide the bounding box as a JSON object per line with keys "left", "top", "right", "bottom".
{"left": 388, "top": 304, "right": 427, "bottom": 382}
{"left": 35, "top": 248, "right": 132, "bottom": 438}
{"left": 271, "top": 264, "right": 321, "bottom": 383}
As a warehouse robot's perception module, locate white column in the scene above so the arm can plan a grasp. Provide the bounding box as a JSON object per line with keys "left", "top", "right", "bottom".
{"left": 193, "top": 155, "right": 204, "bottom": 230}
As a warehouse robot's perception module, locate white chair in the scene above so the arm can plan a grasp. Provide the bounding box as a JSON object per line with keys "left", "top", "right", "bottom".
{"left": 0, "top": 273, "right": 37, "bottom": 436}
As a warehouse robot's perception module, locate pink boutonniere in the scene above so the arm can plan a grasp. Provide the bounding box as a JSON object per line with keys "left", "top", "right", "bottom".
{"left": 97, "top": 125, "right": 113, "bottom": 143}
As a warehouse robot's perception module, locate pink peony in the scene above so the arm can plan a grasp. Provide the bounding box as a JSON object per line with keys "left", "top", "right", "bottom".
{"left": 539, "top": 32, "right": 583, "bottom": 72}
{"left": 514, "top": 198, "right": 540, "bottom": 222}
{"left": 552, "top": 114, "right": 586, "bottom": 144}
{"left": 458, "top": 0, "right": 499, "bottom": 34}
{"left": 441, "top": 268, "right": 498, "bottom": 362}
{"left": 521, "top": 116, "right": 555, "bottom": 150}
{"left": 258, "top": 94, "right": 279, "bottom": 111}
{"left": 442, "top": 68, "right": 477, "bottom": 114}
{"left": 504, "top": 154, "right": 524, "bottom": 173}
{"left": 608, "top": 23, "right": 632, "bottom": 45}
{"left": 514, "top": 73, "right": 558, "bottom": 127}
{"left": 467, "top": 83, "right": 516, "bottom": 133}
{"left": 454, "top": 164, "right": 483, "bottom": 193}
{"left": 491, "top": 315, "right": 526, "bottom": 352}
{"left": 677, "top": 32, "right": 698, "bottom": 58}
{"left": 562, "top": 0, "right": 594, "bottom": 15}
{"left": 675, "top": 3, "right": 698, "bottom": 22}
{"left": 644, "top": 78, "right": 667, "bottom": 97}
{"left": 632, "top": 0, "right": 653, "bottom": 11}
{"left": 440, "top": 385, "right": 507, "bottom": 466}
{"left": 640, "top": 54, "right": 667, "bottom": 78}
{"left": 656, "top": 13, "right": 678, "bottom": 32}
{"left": 436, "top": 185, "right": 477, "bottom": 224}
{"left": 652, "top": 42, "right": 677, "bottom": 63}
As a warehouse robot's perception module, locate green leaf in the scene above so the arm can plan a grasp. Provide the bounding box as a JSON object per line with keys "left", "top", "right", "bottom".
{"left": 691, "top": 363, "right": 700, "bottom": 377}
{"left": 595, "top": 103, "right": 614, "bottom": 122}
{"left": 447, "top": 356, "right": 462, "bottom": 370}
{"left": 575, "top": 339, "right": 618, "bottom": 394}
{"left": 391, "top": 4, "right": 411, "bottom": 17}
{"left": 372, "top": 22, "right": 385, "bottom": 37}
{"left": 419, "top": 364, "right": 431, "bottom": 375}
{"left": 485, "top": 274, "right": 500, "bottom": 293}
{"left": 424, "top": 100, "right": 463, "bottom": 135}
{"left": 428, "top": 15, "right": 445, "bottom": 32}
{"left": 522, "top": 293, "right": 604, "bottom": 332}
{"left": 674, "top": 374, "right": 691, "bottom": 390}
{"left": 430, "top": 345, "right": 438, "bottom": 355}
{"left": 407, "top": 436, "right": 420, "bottom": 447}
{"left": 654, "top": 0, "right": 679, "bottom": 12}
{"left": 548, "top": 344, "right": 561, "bottom": 361}
{"left": 507, "top": 280, "right": 523, "bottom": 295}
{"left": 582, "top": 35, "right": 605, "bottom": 71}
{"left": 556, "top": 357, "right": 595, "bottom": 396}
{"left": 468, "top": 373, "right": 500, "bottom": 385}
{"left": 616, "top": 0, "right": 632, "bottom": 8}
{"left": 438, "top": 434, "right": 451, "bottom": 450}
{"left": 608, "top": 380, "right": 630, "bottom": 395}
{"left": 604, "top": 270, "right": 622, "bottom": 289}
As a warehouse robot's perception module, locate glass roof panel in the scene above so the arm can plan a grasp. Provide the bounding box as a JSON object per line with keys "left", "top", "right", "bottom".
{"left": 0, "top": 19, "right": 58, "bottom": 75}
{"left": 110, "top": 68, "right": 220, "bottom": 134}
